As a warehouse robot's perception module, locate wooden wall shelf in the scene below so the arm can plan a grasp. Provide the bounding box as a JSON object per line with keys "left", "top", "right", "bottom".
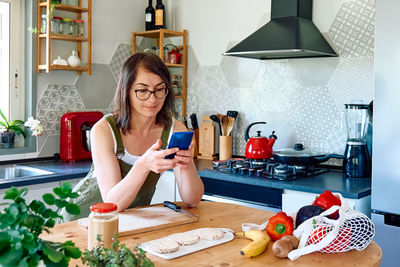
{"left": 132, "top": 29, "right": 188, "bottom": 120}
{"left": 37, "top": 0, "right": 92, "bottom": 74}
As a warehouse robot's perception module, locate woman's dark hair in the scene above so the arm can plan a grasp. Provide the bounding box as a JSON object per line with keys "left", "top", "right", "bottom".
{"left": 112, "top": 52, "right": 175, "bottom": 134}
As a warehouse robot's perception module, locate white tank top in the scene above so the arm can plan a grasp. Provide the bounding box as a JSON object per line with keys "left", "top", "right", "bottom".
{"left": 107, "top": 119, "right": 175, "bottom": 165}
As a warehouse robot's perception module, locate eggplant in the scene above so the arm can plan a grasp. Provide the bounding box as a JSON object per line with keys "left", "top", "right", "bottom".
{"left": 295, "top": 205, "right": 325, "bottom": 228}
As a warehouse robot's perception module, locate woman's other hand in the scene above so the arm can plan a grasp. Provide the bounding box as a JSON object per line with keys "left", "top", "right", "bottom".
{"left": 174, "top": 140, "right": 195, "bottom": 169}
{"left": 137, "top": 139, "right": 179, "bottom": 173}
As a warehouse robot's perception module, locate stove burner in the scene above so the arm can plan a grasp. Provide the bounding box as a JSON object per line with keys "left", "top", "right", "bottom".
{"left": 275, "top": 165, "right": 289, "bottom": 174}
{"left": 212, "top": 158, "right": 328, "bottom": 181}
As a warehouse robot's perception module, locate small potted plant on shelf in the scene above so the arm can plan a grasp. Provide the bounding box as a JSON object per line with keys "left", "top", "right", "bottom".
{"left": 0, "top": 182, "right": 81, "bottom": 266}
{"left": 0, "top": 107, "right": 44, "bottom": 148}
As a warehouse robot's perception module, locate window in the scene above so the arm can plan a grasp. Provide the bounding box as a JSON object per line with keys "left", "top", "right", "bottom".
{"left": 0, "top": 0, "right": 24, "bottom": 124}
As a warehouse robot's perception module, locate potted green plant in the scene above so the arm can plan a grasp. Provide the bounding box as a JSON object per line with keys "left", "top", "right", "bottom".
{"left": 0, "top": 108, "right": 26, "bottom": 148}
{"left": 0, "top": 108, "right": 44, "bottom": 148}
{"left": 0, "top": 182, "right": 82, "bottom": 266}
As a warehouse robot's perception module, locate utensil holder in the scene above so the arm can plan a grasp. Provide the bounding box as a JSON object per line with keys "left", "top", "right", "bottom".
{"left": 219, "top": 136, "right": 232, "bottom": 160}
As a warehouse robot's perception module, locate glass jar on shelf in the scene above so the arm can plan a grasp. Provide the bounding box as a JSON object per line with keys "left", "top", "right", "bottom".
{"left": 171, "top": 74, "right": 182, "bottom": 96}
{"left": 40, "top": 14, "right": 47, "bottom": 33}
{"left": 62, "top": 18, "right": 73, "bottom": 35}
{"left": 74, "top": 19, "right": 85, "bottom": 37}
{"left": 51, "top": 16, "right": 62, "bottom": 35}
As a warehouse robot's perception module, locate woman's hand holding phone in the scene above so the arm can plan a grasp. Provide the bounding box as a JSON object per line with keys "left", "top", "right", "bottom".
{"left": 164, "top": 131, "right": 194, "bottom": 169}
{"left": 174, "top": 139, "right": 195, "bottom": 168}
{"left": 137, "top": 139, "right": 179, "bottom": 174}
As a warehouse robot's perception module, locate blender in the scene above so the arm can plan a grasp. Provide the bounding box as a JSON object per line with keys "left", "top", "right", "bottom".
{"left": 343, "top": 104, "right": 371, "bottom": 178}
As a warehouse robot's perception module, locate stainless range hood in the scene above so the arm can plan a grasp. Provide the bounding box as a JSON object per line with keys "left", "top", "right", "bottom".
{"left": 223, "top": 0, "right": 338, "bottom": 60}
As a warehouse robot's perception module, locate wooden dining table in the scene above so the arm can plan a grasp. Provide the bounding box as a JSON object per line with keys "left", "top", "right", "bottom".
{"left": 43, "top": 201, "right": 382, "bottom": 266}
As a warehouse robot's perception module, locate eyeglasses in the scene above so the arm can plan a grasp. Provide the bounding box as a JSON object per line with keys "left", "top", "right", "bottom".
{"left": 133, "top": 88, "right": 169, "bottom": 101}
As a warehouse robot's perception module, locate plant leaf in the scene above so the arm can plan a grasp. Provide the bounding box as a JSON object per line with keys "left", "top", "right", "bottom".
{"left": 55, "top": 199, "right": 67, "bottom": 209}
{"left": 53, "top": 187, "right": 68, "bottom": 199}
{"left": 10, "top": 119, "right": 25, "bottom": 126}
{"left": 63, "top": 244, "right": 81, "bottom": 259}
{"left": 0, "top": 246, "right": 23, "bottom": 266}
{"left": 19, "top": 188, "right": 28, "bottom": 198}
{"left": 68, "top": 192, "right": 80, "bottom": 199}
{"left": 0, "top": 108, "right": 10, "bottom": 128}
{"left": 4, "top": 187, "right": 19, "bottom": 200}
{"left": 16, "top": 256, "right": 29, "bottom": 267}
{"left": 0, "top": 121, "right": 7, "bottom": 129}
{"left": 42, "top": 240, "right": 64, "bottom": 263}
{"left": 65, "top": 203, "right": 80, "bottom": 215}
{"left": 60, "top": 182, "right": 72, "bottom": 196}
{"left": 44, "top": 218, "right": 55, "bottom": 228}
{"left": 9, "top": 125, "right": 26, "bottom": 138}
{"left": 43, "top": 193, "right": 55, "bottom": 205}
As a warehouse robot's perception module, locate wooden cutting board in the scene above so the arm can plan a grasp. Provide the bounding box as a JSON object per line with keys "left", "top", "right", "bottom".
{"left": 198, "top": 116, "right": 215, "bottom": 159}
{"left": 78, "top": 204, "right": 199, "bottom": 237}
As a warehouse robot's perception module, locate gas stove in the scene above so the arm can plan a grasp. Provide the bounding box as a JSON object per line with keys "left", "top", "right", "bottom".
{"left": 212, "top": 158, "right": 328, "bottom": 181}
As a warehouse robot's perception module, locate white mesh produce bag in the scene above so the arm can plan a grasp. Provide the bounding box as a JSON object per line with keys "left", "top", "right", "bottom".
{"left": 288, "top": 193, "right": 375, "bottom": 261}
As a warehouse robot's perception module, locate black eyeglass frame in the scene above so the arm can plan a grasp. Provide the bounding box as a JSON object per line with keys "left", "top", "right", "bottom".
{"left": 133, "top": 87, "right": 169, "bottom": 101}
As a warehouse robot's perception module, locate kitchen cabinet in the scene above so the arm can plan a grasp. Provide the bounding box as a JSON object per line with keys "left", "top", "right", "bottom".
{"left": 0, "top": 181, "right": 59, "bottom": 207}
{"left": 132, "top": 29, "right": 187, "bottom": 120}
{"left": 37, "top": 0, "right": 92, "bottom": 74}
{"left": 282, "top": 189, "right": 371, "bottom": 217}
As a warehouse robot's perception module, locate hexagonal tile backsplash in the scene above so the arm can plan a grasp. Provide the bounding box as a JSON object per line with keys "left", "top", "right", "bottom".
{"left": 329, "top": 0, "right": 375, "bottom": 58}
{"left": 37, "top": 85, "right": 85, "bottom": 135}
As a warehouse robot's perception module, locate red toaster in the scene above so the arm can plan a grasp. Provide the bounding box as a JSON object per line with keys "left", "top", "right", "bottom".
{"left": 60, "top": 111, "right": 103, "bottom": 162}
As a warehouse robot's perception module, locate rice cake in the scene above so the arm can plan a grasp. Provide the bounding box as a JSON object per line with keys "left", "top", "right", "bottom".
{"left": 145, "top": 238, "right": 179, "bottom": 254}
{"left": 193, "top": 228, "right": 225, "bottom": 240}
{"left": 168, "top": 232, "right": 200, "bottom": 245}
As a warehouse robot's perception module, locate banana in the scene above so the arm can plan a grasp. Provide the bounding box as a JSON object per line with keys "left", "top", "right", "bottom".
{"left": 239, "top": 230, "right": 270, "bottom": 257}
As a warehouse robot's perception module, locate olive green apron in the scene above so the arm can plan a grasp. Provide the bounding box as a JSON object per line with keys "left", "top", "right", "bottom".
{"left": 61, "top": 114, "right": 171, "bottom": 222}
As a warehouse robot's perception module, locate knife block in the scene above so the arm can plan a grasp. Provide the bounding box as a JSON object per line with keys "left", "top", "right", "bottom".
{"left": 188, "top": 127, "right": 199, "bottom": 158}
{"left": 198, "top": 116, "right": 216, "bottom": 160}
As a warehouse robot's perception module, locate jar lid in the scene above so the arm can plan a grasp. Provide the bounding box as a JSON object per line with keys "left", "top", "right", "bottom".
{"left": 63, "top": 18, "right": 73, "bottom": 22}
{"left": 74, "top": 19, "right": 84, "bottom": 23}
{"left": 90, "top": 202, "right": 118, "bottom": 213}
{"left": 53, "top": 16, "right": 63, "bottom": 20}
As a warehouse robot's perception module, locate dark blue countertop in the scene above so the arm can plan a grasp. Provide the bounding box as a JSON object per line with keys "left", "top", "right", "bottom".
{"left": 198, "top": 168, "right": 371, "bottom": 199}
{"left": 0, "top": 160, "right": 92, "bottom": 189}
{"left": 0, "top": 159, "right": 371, "bottom": 200}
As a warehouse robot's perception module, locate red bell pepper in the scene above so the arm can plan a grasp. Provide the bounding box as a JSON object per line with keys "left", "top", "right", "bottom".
{"left": 307, "top": 224, "right": 352, "bottom": 252}
{"left": 266, "top": 211, "right": 294, "bottom": 241}
{"left": 313, "top": 190, "right": 341, "bottom": 219}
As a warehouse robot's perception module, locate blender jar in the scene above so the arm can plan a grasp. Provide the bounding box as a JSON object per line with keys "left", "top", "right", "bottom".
{"left": 343, "top": 104, "right": 371, "bottom": 178}
{"left": 344, "top": 104, "right": 370, "bottom": 144}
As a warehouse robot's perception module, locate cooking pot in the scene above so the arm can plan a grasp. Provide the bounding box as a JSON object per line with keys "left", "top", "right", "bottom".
{"left": 244, "top": 122, "right": 277, "bottom": 159}
{"left": 273, "top": 143, "right": 344, "bottom": 165}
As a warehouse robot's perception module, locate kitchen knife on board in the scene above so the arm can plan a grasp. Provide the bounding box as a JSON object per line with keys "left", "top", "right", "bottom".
{"left": 163, "top": 201, "right": 199, "bottom": 218}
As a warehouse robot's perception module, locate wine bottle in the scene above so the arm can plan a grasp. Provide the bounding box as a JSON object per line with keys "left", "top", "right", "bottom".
{"left": 145, "top": 0, "right": 155, "bottom": 31}
{"left": 155, "top": 0, "right": 166, "bottom": 29}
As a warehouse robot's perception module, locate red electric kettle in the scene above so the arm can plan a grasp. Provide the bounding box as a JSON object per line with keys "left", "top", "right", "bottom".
{"left": 244, "top": 122, "right": 277, "bottom": 159}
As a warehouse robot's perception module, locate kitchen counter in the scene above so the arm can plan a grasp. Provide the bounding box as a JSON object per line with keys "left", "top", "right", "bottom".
{"left": 198, "top": 168, "right": 371, "bottom": 199}
{"left": 0, "top": 160, "right": 92, "bottom": 189}
{"left": 42, "top": 201, "right": 382, "bottom": 267}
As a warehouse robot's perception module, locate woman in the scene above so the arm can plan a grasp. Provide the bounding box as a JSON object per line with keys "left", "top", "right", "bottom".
{"left": 62, "top": 53, "right": 203, "bottom": 221}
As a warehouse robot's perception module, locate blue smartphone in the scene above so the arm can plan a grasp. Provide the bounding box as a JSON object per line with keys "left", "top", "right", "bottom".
{"left": 165, "top": 131, "right": 194, "bottom": 159}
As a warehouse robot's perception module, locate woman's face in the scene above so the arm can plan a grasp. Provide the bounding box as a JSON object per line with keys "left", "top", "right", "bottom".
{"left": 130, "top": 67, "right": 167, "bottom": 118}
